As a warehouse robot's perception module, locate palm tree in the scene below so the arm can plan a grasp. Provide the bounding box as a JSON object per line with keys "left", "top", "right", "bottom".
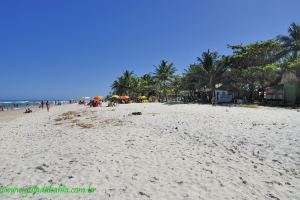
{"left": 111, "top": 70, "right": 136, "bottom": 96}
{"left": 181, "top": 65, "right": 204, "bottom": 96}
{"left": 139, "top": 74, "right": 156, "bottom": 96}
{"left": 172, "top": 75, "right": 182, "bottom": 100}
{"left": 112, "top": 79, "right": 123, "bottom": 95}
{"left": 195, "top": 50, "right": 230, "bottom": 99}
{"left": 277, "top": 22, "right": 300, "bottom": 59}
{"left": 122, "top": 70, "right": 136, "bottom": 96}
{"left": 154, "top": 60, "right": 176, "bottom": 101}
{"left": 130, "top": 76, "right": 142, "bottom": 98}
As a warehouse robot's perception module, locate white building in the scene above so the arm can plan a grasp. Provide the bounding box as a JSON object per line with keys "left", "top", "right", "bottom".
{"left": 214, "top": 89, "right": 234, "bottom": 103}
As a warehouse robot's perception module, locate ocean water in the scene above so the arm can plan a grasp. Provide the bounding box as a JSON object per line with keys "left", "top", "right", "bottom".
{"left": 0, "top": 100, "right": 69, "bottom": 110}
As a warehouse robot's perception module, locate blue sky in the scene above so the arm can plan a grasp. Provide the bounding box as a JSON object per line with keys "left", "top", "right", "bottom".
{"left": 0, "top": 0, "right": 299, "bottom": 100}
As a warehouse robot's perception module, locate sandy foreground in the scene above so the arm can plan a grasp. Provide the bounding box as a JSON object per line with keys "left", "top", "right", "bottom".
{"left": 0, "top": 107, "right": 40, "bottom": 123}
{"left": 0, "top": 103, "right": 299, "bottom": 200}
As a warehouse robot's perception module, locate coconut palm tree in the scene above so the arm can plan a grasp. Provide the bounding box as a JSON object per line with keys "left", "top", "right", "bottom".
{"left": 171, "top": 75, "right": 182, "bottom": 100}
{"left": 123, "top": 70, "right": 137, "bottom": 96}
{"left": 154, "top": 60, "right": 176, "bottom": 101}
{"left": 139, "top": 74, "right": 157, "bottom": 96}
{"left": 181, "top": 65, "right": 204, "bottom": 96}
{"left": 111, "top": 70, "right": 136, "bottom": 96}
{"left": 277, "top": 22, "right": 300, "bottom": 59}
{"left": 112, "top": 79, "right": 123, "bottom": 95}
{"left": 195, "top": 50, "right": 230, "bottom": 99}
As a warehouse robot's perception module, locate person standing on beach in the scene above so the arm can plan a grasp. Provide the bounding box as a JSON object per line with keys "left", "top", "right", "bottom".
{"left": 41, "top": 101, "right": 44, "bottom": 109}
{"left": 211, "top": 96, "right": 216, "bottom": 106}
{"left": 46, "top": 101, "right": 50, "bottom": 112}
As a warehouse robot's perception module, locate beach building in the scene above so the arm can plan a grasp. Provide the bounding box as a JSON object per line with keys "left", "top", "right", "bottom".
{"left": 214, "top": 89, "right": 234, "bottom": 103}
{"left": 213, "top": 84, "right": 235, "bottom": 103}
{"left": 265, "top": 67, "right": 300, "bottom": 105}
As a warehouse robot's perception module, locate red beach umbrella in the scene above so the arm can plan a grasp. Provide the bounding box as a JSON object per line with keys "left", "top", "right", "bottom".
{"left": 120, "top": 96, "right": 129, "bottom": 99}
{"left": 94, "top": 96, "right": 103, "bottom": 100}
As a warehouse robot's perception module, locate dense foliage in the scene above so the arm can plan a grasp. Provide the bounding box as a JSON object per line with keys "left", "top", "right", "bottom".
{"left": 111, "top": 22, "right": 300, "bottom": 102}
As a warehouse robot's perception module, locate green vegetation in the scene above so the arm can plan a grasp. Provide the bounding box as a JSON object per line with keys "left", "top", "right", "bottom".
{"left": 239, "top": 104, "right": 259, "bottom": 109}
{"left": 111, "top": 22, "right": 300, "bottom": 103}
{"left": 154, "top": 59, "right": 176, "bottom": 101}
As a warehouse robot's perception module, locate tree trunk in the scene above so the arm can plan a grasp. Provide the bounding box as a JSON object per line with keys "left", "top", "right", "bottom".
{"left": 163, "top": 80, "right": 166, "bottom": 102}
{"left": 249, "top": 83, "right": 255, "bottom": 103}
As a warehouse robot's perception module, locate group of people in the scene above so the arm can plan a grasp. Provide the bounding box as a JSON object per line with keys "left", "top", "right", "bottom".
{"left": 24, "top": 108, "right": 32, "bottom": 113}
{"left": 88, "top": 100, "right": 102, "bottom": 107}
{"left": 40, "top": 101, "right": 50, "bottom": 112}
{"left": 0, "top": 104, "right": 20, "bottom": 111}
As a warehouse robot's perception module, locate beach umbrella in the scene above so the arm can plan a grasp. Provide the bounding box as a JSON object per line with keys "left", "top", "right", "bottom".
{"left": 138, "top": 96, "right": 147, "bottom": 100}
{"left": 111, "top": 95, "right": 120, "bottom": 99}
{"left": 94, "top": 96, "right": 103, "bottom": 100}
{"left": 120, "top": 96, "right": 129, "bottom": 99}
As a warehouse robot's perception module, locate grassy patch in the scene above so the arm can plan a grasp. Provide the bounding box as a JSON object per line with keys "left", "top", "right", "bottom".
{"left": 239, "top": 104, "right": 259, "bottom": 108}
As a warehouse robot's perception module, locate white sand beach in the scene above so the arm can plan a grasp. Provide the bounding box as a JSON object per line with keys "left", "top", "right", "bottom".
{"left": 0, "top": 103, "right": 299, "bottom": 200}
{"left": 0, "top": 107, "right": 40, "bottom": 123}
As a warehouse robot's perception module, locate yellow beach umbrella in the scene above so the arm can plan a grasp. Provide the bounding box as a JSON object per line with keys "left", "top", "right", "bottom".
{"left": 138, "top": 96, "right": 147, "bottom": 100}
{"left": 111, "top": 95, "right": 120, "bottom": 99}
